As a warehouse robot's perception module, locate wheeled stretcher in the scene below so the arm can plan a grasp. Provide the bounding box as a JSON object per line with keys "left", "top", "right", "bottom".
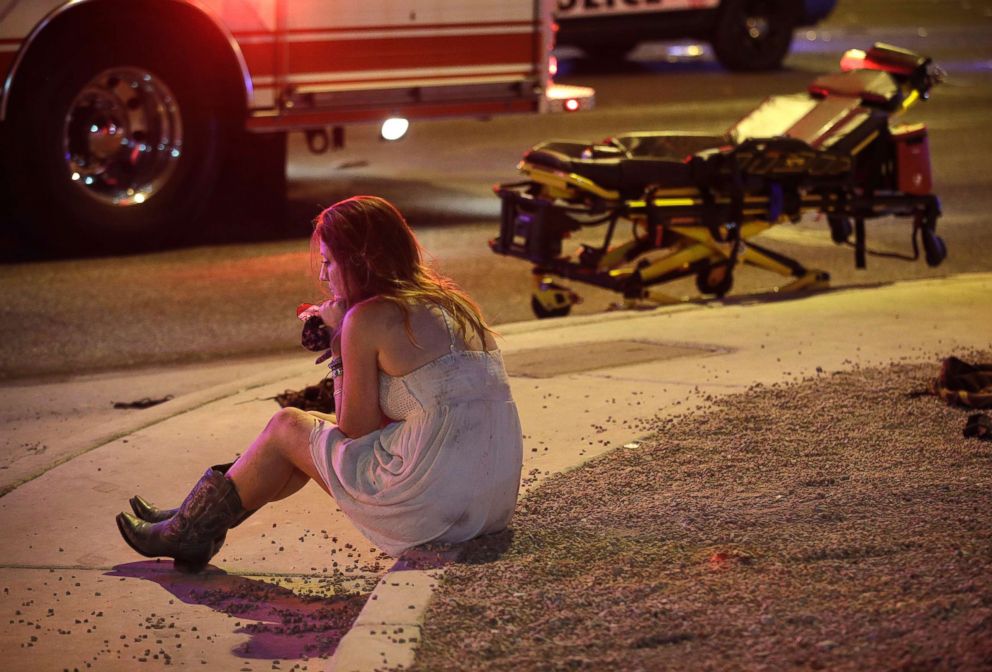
{"left": 491, "top": 43, "right": 947, "bottom": 318}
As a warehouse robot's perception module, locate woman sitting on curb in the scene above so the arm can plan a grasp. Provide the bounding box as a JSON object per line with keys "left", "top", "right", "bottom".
{"left": 116, "top": 195, "right": 524, "bottom": 572}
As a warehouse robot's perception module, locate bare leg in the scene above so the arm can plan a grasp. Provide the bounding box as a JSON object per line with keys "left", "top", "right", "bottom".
{"left": 266, "top": 467, "right": 311, "bottom": 502}
{"left": 227, "top": 407, "right": 332, "bottom": 510}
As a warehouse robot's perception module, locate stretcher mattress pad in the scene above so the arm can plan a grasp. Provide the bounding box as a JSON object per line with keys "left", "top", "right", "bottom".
{"left": 525, "top": 140, "right": 699, "bottom": 195}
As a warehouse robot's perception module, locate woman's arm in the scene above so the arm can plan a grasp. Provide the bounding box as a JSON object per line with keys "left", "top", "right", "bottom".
{"left": 333, "top": 303, "right": 384, "bottom": 438}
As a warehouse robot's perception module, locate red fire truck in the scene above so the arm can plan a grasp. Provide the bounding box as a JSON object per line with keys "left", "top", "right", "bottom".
{"left": 0, "top": 0, "right": 592, "bottom": 254}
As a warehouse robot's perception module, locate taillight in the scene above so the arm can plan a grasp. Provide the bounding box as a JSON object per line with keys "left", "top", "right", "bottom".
{"left": 840, "top": 49, "right": 867, "bottom": 72}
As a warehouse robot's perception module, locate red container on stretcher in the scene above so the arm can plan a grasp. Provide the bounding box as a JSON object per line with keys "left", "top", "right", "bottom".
{"left": 892, "top": 123, "right": 933, "bottom": 195}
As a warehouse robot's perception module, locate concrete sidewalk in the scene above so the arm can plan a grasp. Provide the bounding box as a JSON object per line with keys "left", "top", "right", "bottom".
{"left": 0, "top": 273, "right": 989, "bottom": 671}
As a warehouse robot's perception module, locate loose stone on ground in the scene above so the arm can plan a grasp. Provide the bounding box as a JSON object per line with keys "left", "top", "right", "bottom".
{"left": 411, "top": 358, "right": 992, "bottom": 671}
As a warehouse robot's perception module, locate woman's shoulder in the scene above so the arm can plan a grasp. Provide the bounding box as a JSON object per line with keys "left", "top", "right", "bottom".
{"left": 345, "top": 297, "right": 402, "bottom": 329}
{"left": 346, "top": 296, "right": 437, "bottom": 334}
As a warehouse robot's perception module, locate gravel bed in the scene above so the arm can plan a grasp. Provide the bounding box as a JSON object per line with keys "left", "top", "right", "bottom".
{"left": 410, "top": 358, "right": 992, "bottom": 671}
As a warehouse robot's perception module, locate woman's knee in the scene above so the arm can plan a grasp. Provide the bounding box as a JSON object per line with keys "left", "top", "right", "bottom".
{"left": 265, "top": 407, "right": 315, "bottom": 444}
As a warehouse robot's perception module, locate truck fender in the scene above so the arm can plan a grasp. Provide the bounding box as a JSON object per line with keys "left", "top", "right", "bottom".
{"left": 0, "top": 0, "right": 252, "bottom": 122}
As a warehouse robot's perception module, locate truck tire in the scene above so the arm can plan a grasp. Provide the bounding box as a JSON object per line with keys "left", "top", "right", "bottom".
{"left": 711, "top": 0, "right": 795, "bottom": 72}
{"left": 576, "top": 43, "right": 631, "bottom": 64}
{"left": 3, "top": 17, "right": 235, "bottom": 256}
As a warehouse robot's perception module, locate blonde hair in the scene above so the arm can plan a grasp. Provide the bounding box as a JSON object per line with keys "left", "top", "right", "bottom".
{"left": 312, "top": 195, "right": 492, "bottom": 346}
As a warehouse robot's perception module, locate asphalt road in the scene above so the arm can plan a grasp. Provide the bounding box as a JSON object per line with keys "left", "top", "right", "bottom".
{"left": 0, "top": 0, "right": 990, "bottom": 381}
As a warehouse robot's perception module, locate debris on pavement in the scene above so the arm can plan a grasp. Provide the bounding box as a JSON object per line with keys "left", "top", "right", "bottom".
{"left": 112, "top": 395, "right": 174, "bottom": 410}
{"left": 932, "top": 356, "right": 992, "bottom": 409}
{"left": 272, "top": 378, "right": 336, "bottom": 413}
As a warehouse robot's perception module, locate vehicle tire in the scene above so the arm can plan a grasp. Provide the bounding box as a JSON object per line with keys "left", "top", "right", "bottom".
{"left": 3, "top": 15, "right": 237, "bottom": 256}
{"left": 711, "top": 0, "right": 795, "bottom": 72}
{"left": 695, "top": 263, "right": 734, "bottom": 297}
{"left": 585, "top": 43, "right": 631, "bottom": 64}
{"left": 531, "top": 296, "right": 572, "bottom": 319}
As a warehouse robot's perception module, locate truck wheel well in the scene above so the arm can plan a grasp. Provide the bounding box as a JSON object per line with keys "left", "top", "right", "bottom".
{"left": 4, "top": 0, "right": 248, "bottom": 120}
{"left": 0, "top": 0, "right": 252, "bottom": 254}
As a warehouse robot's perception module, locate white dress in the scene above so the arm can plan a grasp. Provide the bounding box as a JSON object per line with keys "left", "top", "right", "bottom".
{"left": 308, "top": 308, "right": 523, "bottom": 556}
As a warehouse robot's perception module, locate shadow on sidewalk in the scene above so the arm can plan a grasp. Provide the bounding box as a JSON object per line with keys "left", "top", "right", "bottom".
{"left": 107, "top": 561, "right": 368, "bottom": 660}
{"left": 392, "top": 528, "right": 516, "bottom": 571}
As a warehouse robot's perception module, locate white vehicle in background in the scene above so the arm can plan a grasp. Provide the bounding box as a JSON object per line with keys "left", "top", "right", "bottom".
{"left": 0, "top": 0, "right": 592, "bottom": 255}
{"left": 555, "top": 0, "right": 838, "bottom": 71}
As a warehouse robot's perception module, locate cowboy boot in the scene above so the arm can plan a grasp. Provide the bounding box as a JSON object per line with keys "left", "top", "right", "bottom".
{"left": 129, "top": 463, "right": 249, "bottom": 525}
{"left": 128, "top": 463, "right": 255, "bottom": 556}
{"left": 127, "top": 500, "right": 255, "bottom": 557}
{"left": 116, "top": 467, "right": 247, "bottom": 573}
{"left": 129, "top": 494, "right": 188, "bottom": 523}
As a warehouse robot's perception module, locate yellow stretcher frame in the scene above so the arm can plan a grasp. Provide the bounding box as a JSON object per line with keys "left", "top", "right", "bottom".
{"left": 497, "top": 159, "right": 941, "bottom": 316}
{"left": 524, "top": 183, "right": 831, "bottom": 310}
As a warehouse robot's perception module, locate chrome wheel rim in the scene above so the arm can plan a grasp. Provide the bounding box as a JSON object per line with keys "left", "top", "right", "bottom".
{"left": 745, "top": 15, "right": 771, "bottom": 41}
{"left": 63, "top": 67, "right": 183, "bottom": 207}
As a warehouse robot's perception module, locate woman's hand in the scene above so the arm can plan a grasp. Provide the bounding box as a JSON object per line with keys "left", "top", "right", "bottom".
{"left": 319, "top": 299, "right": 349, "bottom": 333}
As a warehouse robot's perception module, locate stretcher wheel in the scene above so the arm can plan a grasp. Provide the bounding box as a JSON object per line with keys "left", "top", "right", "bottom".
{"left": 922, "top": 231, "right": 947, "bottom": 267}
{"left": 695, "top": 264, "right": 734, "bottom": 297}
{"left": 531, "top": 276, "right": 577, "bottom": 318}
{"left": 531, "top": 296, "right": 572, "bottom": 319}
{"left": 828, "top": 216, "right": 852, "bottom": 244}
